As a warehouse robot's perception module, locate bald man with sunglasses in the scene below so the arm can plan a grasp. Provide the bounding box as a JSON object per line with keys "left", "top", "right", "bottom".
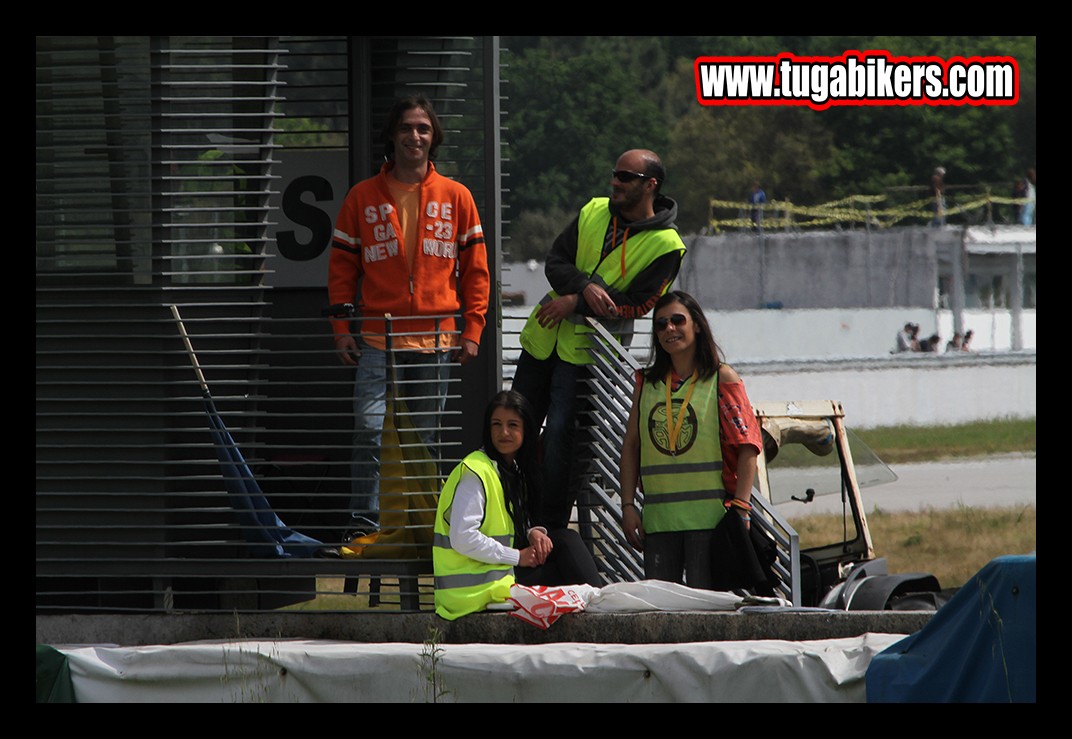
{"left": 512, "top": 149, "right": 687, "bottom": 529}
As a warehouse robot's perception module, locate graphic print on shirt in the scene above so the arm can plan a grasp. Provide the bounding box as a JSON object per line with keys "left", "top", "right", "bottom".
{"left": 423, "top": 200, "right": 457, "bottom": 258}
{"left": 362, "top": 202, "right": 398, "bottom": 263}
{"left": 647, "top": 399, "right": 698, "bottom": 456}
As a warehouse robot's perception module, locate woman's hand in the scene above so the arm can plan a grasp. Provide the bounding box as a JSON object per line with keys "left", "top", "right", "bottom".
{"left": 736, "top": 507, "right": 751, "bottom": 530}
{"left": 622, "top": 504, "right": 645, "bottom": 551}
{"left": 527, "top": 528, "right": 553, "bottom": 564}
{"left": 517, "top": 546, "right": 543, "bottom": 568}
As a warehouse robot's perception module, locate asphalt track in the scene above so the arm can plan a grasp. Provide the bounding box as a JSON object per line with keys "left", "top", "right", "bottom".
{"left": 774, "top": 453, "right": 1037, "bottom": 518}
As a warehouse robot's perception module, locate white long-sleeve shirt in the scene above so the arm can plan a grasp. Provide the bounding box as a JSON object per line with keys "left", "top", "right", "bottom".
{"left": 448, "top": 465, "right": 546, "bottom": 566}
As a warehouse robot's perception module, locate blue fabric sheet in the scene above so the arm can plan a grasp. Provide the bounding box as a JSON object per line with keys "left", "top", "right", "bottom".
{"left": 866, "top": 553, "right": 1036, "bottom": 703}
{"left": 204, "top": 396, "right": 324, "bottom": 558}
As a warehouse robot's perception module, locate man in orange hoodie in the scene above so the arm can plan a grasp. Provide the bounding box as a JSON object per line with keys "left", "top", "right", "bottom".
{"left": 328, "top": 95, "right": 490, "bottom": 541}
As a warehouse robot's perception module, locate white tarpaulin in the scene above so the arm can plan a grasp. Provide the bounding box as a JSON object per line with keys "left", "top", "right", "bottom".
{"left": 56, "top": 633, "right": 907, "bottom": 703}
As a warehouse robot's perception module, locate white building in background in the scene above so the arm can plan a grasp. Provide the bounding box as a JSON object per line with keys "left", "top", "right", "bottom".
{"left": 500, "top": 224, "right": 1036, "bottom": 428}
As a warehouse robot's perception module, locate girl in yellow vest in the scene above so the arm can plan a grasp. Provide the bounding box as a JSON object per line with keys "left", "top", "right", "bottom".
{"left": 433, "top": 391, "right": 600, "bottom": 620}
{"left": 618, "top": 291, "right": 763, "bottom": 590}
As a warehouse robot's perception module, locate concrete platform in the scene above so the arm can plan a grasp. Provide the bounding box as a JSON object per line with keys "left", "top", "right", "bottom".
{"left": 36, "top": 609, "right": 933, "bottom": 647}
{"left": 39, "top": 611, "right": 937, "bottom": 702}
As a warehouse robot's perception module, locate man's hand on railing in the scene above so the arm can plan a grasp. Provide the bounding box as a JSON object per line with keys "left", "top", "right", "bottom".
{"left": 453, "top": 338, "right": 479, "bottom": 365}
{"left": 582, "top": 282, "right": 619, "bottom": 318}
{"left": 334, "top": 335, "right": 361, "bottom": 366}
{"left": 535, "top": 294, "right": 579, "bottom": 329}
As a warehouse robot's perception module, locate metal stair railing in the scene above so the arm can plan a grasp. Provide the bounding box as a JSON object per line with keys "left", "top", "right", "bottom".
{"left": 574, "top": 320, "right": 644, "bottom": 584}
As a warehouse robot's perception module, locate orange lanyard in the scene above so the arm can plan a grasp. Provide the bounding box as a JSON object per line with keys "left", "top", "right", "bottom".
{"left": 665, "top": 370, "right": 697, "bottom": 454}
{"left": 609, "top": 216, "right": 630, "bottom": 279}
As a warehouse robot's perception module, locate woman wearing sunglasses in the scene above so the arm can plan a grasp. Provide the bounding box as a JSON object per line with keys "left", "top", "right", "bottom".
{"left": 619, "top": 290, "right": 763, "bottom": 590}
{"left": 433, "top": 390, "right": 601, "bottom": 620}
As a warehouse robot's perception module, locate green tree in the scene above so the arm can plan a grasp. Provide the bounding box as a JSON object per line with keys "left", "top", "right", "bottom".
{"left": 504, "top": 205, "right": 574, "bottom": 263}
{"left": 501, "top": 36, "right": 1035, "bottom": 235}
{"left": 663, "top": 57, "right": 837, "bottom": 232}
{"left": 503, "top": 39, "right": 672, "bottom": 216}
{"left": 813, "top": 36, "right": 1035, "bottom": 201}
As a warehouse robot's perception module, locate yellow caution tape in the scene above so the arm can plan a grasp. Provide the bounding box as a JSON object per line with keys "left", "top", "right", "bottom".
{"left": 708, "top": 193, "right": 1030, "bottom": 231}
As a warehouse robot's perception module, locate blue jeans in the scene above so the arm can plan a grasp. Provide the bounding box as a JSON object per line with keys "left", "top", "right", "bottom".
{"left": 349, "top": 341, "right": 449, "bottom": 530}
{"left": 930, "top": 197, "right": 947, "bottom": 227}
{"left": 510, "top": 349, "right": 588, "bottom": 528}
{"left": 1020, "top": 200, "right": 1035, "bottom": 226}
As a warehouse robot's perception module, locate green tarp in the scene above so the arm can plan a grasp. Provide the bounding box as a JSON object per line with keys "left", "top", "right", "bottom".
{"left": 36, "top": 645, "right": 76, "bottom": 703}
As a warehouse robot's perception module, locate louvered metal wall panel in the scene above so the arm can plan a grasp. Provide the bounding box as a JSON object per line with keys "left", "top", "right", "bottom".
{"left": 37, "top": 36, "right": 289, "bottom": 612}
{"left": 37, "top": 36, "right": 507, "bottom": 614}
{"left": 275, "top": 36, "right": 348, "bottom": 153}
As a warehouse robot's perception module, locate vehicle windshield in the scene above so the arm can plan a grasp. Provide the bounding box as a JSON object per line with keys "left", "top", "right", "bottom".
{"left": 765, "top": 426, "right": 897, "bottom": 506}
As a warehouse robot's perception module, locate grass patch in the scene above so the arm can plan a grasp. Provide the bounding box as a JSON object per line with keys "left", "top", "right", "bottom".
{"left": 789, "top": 504, "right": 1036, "bottom": 589}
{"left": 280, "top": 576, "right": 435, "bottom": 612}
{"left": 278, "top": 419, "right": 1035, "bottom": 609}
{"left": 854, "top": 417, "right": 1035, "bottom": 464}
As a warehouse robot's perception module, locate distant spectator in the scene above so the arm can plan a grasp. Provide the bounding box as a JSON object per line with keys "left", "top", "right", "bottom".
{"left": 946, "top": 333, "right": 963, "bottom": 352}
{"left": 895, "top": 322, "right": 920, "bottom": 353}
{"left": 918, "top": 333, "right": 941, "bottom": 353}
{"left": 961, "top": 329, "right": 975, "bottom": 352}
{"left": 748, "top": 181, "right": 767, "bottom": 232}
{"left": 1019, "top": 168, "right": 1036, "bottom": 226}
{"left": 930, "top": 167, "right": 946, "bottom": 227}
{"left": 1012, "top": 177, "right": 1027, "bottom": 223}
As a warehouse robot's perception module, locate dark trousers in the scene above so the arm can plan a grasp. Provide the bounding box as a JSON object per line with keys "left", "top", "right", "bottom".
{"left": 510, "top": 350, "right": 590, "bottom": 528}
{"left": 644, "top": 529, "right": 716, "bottom": 590}
{"left": 515, "top": 528, "right": 601, "bottom": 587}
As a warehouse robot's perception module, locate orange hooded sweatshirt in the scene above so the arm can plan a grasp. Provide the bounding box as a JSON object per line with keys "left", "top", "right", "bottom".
{"left": 328, "top": 161, "right": 489, "bottom": 347}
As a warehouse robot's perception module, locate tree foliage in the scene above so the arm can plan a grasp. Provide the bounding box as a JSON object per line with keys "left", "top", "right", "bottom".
{"left": 502, "top": 36, "right": 1036, "bottom": 238}
{"left": 503, "top": 38, "right": 671, "bottom": 215}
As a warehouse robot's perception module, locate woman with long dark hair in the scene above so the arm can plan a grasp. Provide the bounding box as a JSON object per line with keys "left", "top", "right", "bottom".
{"left": 433, "top": 391, "right": 600, "bottom": 620}
{"left": 618, "top": 290, "right": 763, "bottom": 589}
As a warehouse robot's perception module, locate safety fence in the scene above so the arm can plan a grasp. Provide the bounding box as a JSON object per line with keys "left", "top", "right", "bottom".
{"left": 709, "top": 188, "right": 1035, "bottom": 233}
{"left": 37, "top": 308, "right": 466, "bottom": 613}
{"left": 37, "top": 300, "right": 642, "bottom": 615}
{"left": 38, "top": 303, "right": 802, "bottom": 613}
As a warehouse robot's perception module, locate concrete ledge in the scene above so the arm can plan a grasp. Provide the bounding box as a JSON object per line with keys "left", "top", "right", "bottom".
{"left": 37, "top": 610, "right": 933, "bottom": 647}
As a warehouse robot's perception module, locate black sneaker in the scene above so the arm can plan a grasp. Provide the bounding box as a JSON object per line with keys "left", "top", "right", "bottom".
{"left": 313, "top": 545, "right": 341, "bottom": 559}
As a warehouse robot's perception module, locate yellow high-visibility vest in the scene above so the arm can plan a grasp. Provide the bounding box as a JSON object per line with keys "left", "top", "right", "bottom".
{"left": 520, "top": 197, "right": 686, "bottom": 365}
{"left": 638, "top": 375, "right": 727, "bottom": 533}
{"left": 433, "top": 451, "right": 515, "bottom": 620}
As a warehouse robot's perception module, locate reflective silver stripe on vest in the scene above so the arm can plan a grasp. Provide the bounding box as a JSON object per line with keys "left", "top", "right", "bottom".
{"left": 435, "top": 568, "right": 513, "bottom": 591}
{"left": 640, "top": 461, "right": 723, "bottom": 476}
{"left": 433, "top": 532, "right": 512, "bottom": 550}
{"left": 643, "top": 488, "right": 725, "bottom": 504}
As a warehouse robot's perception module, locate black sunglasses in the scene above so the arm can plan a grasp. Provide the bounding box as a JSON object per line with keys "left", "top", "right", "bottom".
{"left": 653, "top": 313, "right": 688, "bottom": 331}
{"left": 611, "top": 169, "right": 653, "bottom": 183}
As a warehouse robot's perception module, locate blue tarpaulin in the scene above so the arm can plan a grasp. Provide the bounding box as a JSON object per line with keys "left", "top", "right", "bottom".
{"left": 866, "top": 553, "right": 1036, "bottom": 703}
